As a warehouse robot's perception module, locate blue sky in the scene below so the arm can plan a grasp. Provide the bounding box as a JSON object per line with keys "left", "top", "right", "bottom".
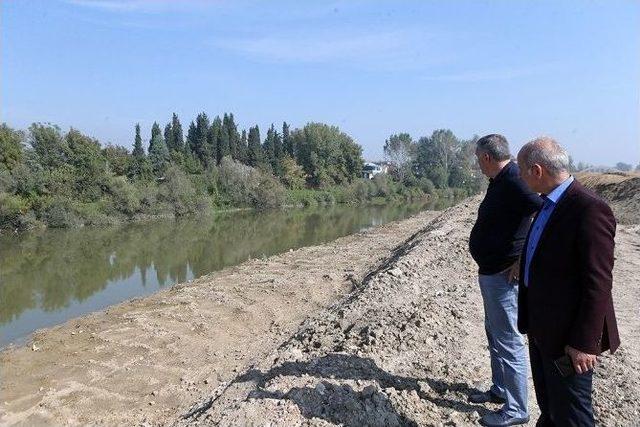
{"left": 2, "top": 0, "right": 639, "bottom": 165}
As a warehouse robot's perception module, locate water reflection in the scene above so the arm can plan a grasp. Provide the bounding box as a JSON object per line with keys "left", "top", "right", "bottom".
{"left": 0, "top": 199, "right": 455, "bottom": 347}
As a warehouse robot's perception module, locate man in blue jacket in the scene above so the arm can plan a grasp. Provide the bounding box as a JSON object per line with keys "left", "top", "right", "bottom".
{"left": 468, "top": 134, "right": 543, "bottom": 426}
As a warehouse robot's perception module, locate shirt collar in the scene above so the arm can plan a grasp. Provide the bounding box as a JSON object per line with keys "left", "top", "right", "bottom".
{"left": 544, "top": 175, "right": 574, "bottom": 204}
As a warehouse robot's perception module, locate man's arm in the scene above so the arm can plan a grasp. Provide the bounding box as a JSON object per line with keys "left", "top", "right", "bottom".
{"left": 567, "top": 201, "right": 616, "bottom": 371}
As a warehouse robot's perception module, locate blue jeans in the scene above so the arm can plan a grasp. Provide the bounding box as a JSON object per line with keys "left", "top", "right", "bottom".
{"left": 479, "top": 270, "right": 529, "bottom": 418}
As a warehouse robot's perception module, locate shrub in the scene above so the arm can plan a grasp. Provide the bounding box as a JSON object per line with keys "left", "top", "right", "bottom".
{"left": 250, "top": 175, "right": 286, "bottom": 211}
{"left": 161, "top": 166, "right": 208, "bottom": 216}
{"left": 0, "top": 193, "right": 28, "bottom": 230}
{"left": 43, "top": 197, "right": 81, "bottom": 228}
{"left": 218, "top": 157, "right": 259, "bottom": 207}
{"left": 107, "top": 176, "right": 140, "bottom": 217}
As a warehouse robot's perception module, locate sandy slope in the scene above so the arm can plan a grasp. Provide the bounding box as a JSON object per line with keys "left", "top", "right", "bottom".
{"left": 0, "top": 211, "right": 437, "bottom": 426}
{"left": 175, "top": 198, "right": 640, "bottom": 427}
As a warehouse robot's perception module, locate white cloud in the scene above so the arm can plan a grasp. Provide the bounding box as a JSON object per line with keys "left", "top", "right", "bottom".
{"left": 423, "top": 63, "right": 559, "bottom": 82}
{"left": 64, "top": 0, "right": 214, "bottom": 13}
{"left": 212, "top": 29, "right": 454, "bottom": 68}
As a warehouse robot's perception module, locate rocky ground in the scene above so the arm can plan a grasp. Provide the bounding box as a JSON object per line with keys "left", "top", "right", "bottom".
{"left": 2, "top": 188, "right": 639, "bottom": 426}
{"left": 175, "top": 197, "right": 640, "bottom": 427}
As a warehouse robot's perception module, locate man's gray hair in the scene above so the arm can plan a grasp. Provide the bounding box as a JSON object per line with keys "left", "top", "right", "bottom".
{"left": 519, "top": 136, "right": 570, "bottom": 176}
{"left": 476, "top": 134, "right": 511, "bottom": 161}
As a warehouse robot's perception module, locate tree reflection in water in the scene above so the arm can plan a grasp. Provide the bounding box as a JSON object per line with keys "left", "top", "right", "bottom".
{"left": 0, "top": 199, "right": 456, "bottom": 347}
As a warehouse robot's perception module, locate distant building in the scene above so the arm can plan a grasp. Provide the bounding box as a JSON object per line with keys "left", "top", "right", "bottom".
{"left": 362, "top": 162, "right": 389, "bottom": 179}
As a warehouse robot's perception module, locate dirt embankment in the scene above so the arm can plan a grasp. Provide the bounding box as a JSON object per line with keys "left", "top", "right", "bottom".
{"left": 176, "top": 196, "right": 640, "bottom": 427}
{"left": 0, "top": 211, "right": 437, "bottom": 426}
{"left": 578, "top": 172, "right": 640, "bottom": 224}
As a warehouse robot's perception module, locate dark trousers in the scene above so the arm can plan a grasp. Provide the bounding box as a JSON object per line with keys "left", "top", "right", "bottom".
{"left": 529, "top": 339, "right": 594, "bottom": 426}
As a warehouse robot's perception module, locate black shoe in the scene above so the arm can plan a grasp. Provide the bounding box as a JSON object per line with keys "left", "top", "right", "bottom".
{"left": 479, "top": 410, "right": 530, "bottom": 426}
{"left": 468, "top": 390, "right": 506, "bottom": 404}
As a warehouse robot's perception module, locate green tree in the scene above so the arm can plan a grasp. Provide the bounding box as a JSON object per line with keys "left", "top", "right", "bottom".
{"left": 263, "top": 124, "right": 276, "bottom": 169}
{"left": 282, "top": 122, "right": 293, "bottom": 158}
{"left": 132, "top": 123, "right": 145, "bottom": 158}
{"left": 192, "top": 113, "right": 211, "bottom": 166}
{"left": 148, "top": 122, "right": 169, "bottom": 178}
{"left": 247, "top": 126, "right": 263, "bottom": 168}
{"left": 171, "top": 113, "right": 184, "bottom": 152}
{"left": 280, "top": 155, "right": 307, "bottom": 189}
{"left": 102, "top": 144, "right": 130, "bottom": 177}
{"left": 383, "top": 133, "right": 415, "bottom": 182}
{"left": 28, "top": 123, "right": 69, "bottom": 170}
{"left": 128, "top": 123, "right": 151, "bottom": 180}
{"left": 216, "top": 116, "right": 230, "bottom": 164}
{"left": 292, "top": 122, "right": 363, "bottom": 188}
{"left": 0, "top": 124, "right": 24, "bottom": 172}
{"left": 64, "top": 128, "right": 108, "bottom": 201}
{"left": 616, "top": 162, "right": 633, "bottom": 172}
{"left": 164, "top": 123, "right": 174, "bottom": 153}
{"left": 238, "top": 129, "right": 248, "bottom": 164}
{"left": 415, "top": 129, "right": 459, "bottom": 189}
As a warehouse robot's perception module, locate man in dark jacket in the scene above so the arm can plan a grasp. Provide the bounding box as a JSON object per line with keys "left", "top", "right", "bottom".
{"left": 517, "top": 137, "right": 620, "bottom": 426}
{"left": 469, "top": 134, "right": 543, "bottom": 427}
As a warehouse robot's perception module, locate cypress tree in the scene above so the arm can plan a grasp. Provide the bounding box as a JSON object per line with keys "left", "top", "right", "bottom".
{"left": 148, "top": 121, "right": 169, "bottom": 177}
{"left": 186, "top": 120, "right": 197, "bottom": 154}
{"left": 238, "top": 129, "right": 248, "bottom": 164}
{"left": 282, "top": 122, "right": 293, "bottom": 157}
{"left": 132, "top": 123, "right": 145, "bottom": 158}
{"left": 207, "top": 123, "right": 218, "bottom": 167}
{"left": 216, "top": 115, "right": 230, "bottom": 163}
{"left": 247, "top": 125, "right": 262, "bottom": 167}
{"left": 164, "top": 123, "right": 174, "bottom": 152}
{"left": 227, "top": 113, "right": 240, "bottom": 161}
{"left": 273, "top": 127, "right": 283, "bottom": 177}
{"left": 263, "top": 124, "right": 275, "bottom": 165}
{"left": 194, "top": 113, "right": 211, "bottom": 166}
{"left": 171, "top": 113, "right": 184, "bottom": 152}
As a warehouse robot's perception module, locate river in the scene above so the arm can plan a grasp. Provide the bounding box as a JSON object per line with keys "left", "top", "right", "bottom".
{"left": 0, "top": 199, "right": 456, "bottom": 348}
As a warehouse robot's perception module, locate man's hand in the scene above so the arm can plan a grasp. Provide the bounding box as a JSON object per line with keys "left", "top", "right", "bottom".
{"left": 507, "top": 261, "right": 519, "bottom": 283}
{"left": 565, "top": 345, "right": 597, "bottom": 374}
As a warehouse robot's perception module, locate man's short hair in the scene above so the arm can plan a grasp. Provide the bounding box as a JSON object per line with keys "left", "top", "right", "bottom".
{"left": 476, "top": 134, "right": 511, "bottom": 161}
{"left": 519, "top": 136, "right": 570, "bottom": 176}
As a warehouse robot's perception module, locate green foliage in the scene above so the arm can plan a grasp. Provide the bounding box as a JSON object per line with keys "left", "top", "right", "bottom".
{"left": 384, "top": 133, "right": 415, "bottom": 182}
{"left": 148, "top": 122, "right": 170, "bottom": 178}
{"left": 292, "top": 123, "right": 363, "bottom": 188}
{"left": 28, "top": 123, "right": 69, "bottom": 170}
{"left": 160, "top": 166, "right": 208, "bottom": 217}
{"left": 0, "top": 117, "right": 488, "bottom": 233}
{"left": 0, "top": 193, "right": 29, "bottom": 230}
{"left": 0, "top": 123, "right": 25, "bottom": 172}
{"left": 103, "top": 144, "right": 130, "bottom": 176}
{"left": 280, "top": 155, "right": 307, "bottom": 190}
{"left": 247, "top": 126, "right": 263, "bottom": 168}
{"left": 132, "top": 123, "right": 145, "bottom": 158}
{"left": 251, "top": 175, "right": 286, "bottom": 211}
{"left": 106, "top": 176, "right": 140, "bottom": 217}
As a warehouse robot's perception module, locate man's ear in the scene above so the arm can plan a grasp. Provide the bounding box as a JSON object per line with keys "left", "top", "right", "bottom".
{"left": 532, "top": 164, "right": 543, "bottom": 178}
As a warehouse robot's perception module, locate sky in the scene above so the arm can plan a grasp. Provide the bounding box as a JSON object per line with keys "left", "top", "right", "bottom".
{"left": 2, "top": 0, "right": 639, "bottom": 165}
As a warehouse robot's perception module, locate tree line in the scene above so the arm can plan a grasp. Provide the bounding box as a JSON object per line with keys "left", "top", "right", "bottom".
{"left": 0, "top": 113, "right": 488, "bottom": 232}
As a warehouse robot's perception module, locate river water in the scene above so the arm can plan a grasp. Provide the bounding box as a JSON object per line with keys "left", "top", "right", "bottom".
{"left": 0, "top": 199, "right": 456, "bottom": 348}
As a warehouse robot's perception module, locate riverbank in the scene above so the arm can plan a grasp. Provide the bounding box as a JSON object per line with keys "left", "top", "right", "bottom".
{"left": 172, "top": 197, "right": 639, "bottom": 426}
{"left": 0, "top": 209, "right": 438, "bottom": 426}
